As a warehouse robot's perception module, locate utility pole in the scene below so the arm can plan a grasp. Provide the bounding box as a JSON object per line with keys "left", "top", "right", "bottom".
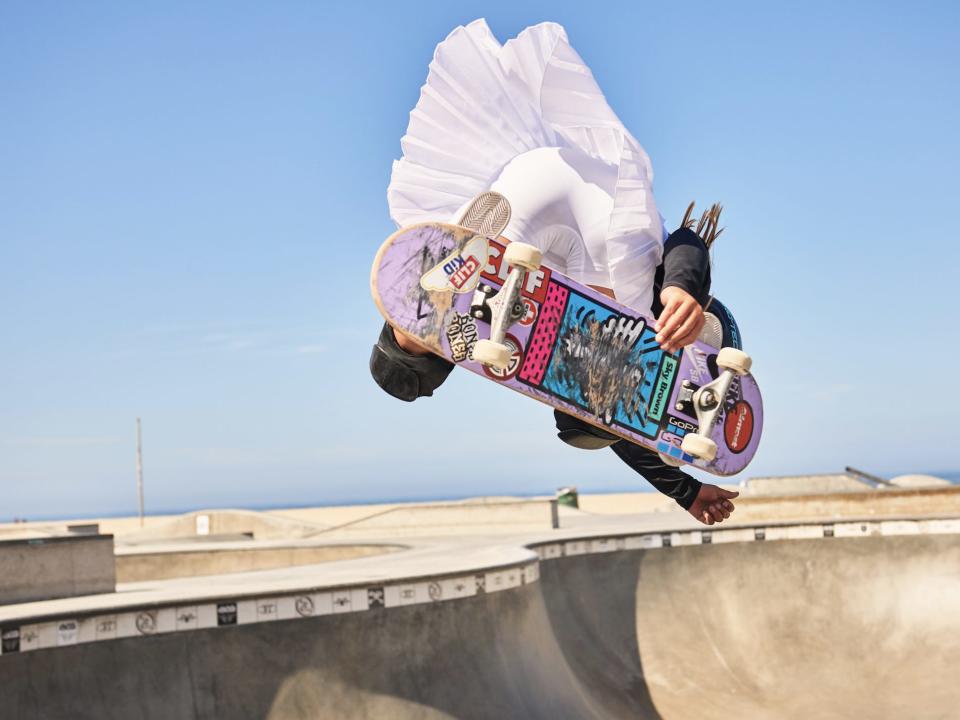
{"left": 136, "top": 417, "right": 145, "bottom": 528}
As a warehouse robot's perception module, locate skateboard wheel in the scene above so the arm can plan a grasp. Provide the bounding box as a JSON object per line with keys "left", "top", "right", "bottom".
{"left": 503, "top": 241, "right": 542, "bottom": 271}
{"left": 658, "top": 453, "right": 685, "bottom": 468}
{"left": 472, "top": 339, "right": 512, "bottom": 370}
{"left": 681, "top": 434, "right": 718, "bottom": 462}
{"left": 716, "top": 347, "right": 752, "bottom": 376}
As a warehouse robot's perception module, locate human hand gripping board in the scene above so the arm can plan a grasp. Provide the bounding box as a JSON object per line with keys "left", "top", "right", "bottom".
{"left": 370, "top": 222, "right": 763, "bottom": 475}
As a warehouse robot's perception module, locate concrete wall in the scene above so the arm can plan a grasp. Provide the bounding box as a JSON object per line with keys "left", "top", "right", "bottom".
{"left": 121, "top": 510, "right": 327, "bottom": 543}
{"left": 734, "top": 485, "right": 960, "bottom": 523}
{"left": 116, "top": 544, "right": 401, "bottom": 583}
{"left": 310, "top": 500, "right": 558, "bottom": 538}
{"left": 0, "top": 535, "right": 115, "bottom": 605}
{"left": 742, "top": 473, "right": 873, "bottom": 495}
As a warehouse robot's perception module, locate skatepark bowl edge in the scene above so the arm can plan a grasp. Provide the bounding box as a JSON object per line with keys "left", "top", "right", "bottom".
{"left": 2, "top": 512, "right": 959, "bottom": 719}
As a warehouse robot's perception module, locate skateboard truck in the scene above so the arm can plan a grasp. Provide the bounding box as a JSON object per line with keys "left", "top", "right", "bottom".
{"left": 470, "top": 283, "right": 525, "bottom": 329}
{"left": 471, "top": 242, "right": 542, "bottom": 370}
{"left": 676, "top": 347, "right": 753, "bottom": 462}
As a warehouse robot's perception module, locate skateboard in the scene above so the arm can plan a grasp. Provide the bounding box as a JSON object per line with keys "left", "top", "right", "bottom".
{"left": 370, "top": 195, "right": 763, "bottom": 475}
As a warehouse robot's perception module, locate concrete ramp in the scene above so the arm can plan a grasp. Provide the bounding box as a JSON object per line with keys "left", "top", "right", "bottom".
{"left": 2, "top": 526, "right": 958, "bottom": 719}
{"left": 632, "top": 533, "right": 960, "bottom": 719}
{"left": 544, "top": 533, "right": 960, "bottom": 719}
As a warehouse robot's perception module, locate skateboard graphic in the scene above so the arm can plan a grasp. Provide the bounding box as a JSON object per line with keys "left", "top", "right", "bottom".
{"left": 371, "top": 196, "right": 763, "bottom": 475}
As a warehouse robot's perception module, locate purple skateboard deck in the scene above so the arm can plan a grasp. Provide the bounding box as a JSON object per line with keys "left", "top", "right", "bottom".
{"left": 371, "top": 222, "right": 763, "bottom": 476}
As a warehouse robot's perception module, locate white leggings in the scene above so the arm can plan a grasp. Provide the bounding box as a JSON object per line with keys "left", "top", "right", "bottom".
{"left": 454, "top": 146, "right": 617, "bottom": 291}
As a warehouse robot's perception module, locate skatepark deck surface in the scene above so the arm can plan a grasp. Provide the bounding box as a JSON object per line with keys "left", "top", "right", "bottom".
{"left": 2, "top": 494, "right": 959, "bottom": 719}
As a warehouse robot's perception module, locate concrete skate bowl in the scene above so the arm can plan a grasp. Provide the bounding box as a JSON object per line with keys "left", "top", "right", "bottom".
{"left": 545, "top": 530, "right": 960, "bottom": 720}
{"left": 4, "top": 522, "right": 960, "bottom": 719}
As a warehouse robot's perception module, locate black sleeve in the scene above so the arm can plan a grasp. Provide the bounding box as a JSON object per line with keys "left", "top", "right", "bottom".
{"left": 656, "top": 227, "right": 711, "bottom": 308}
{"left": 609, "top": 440, "right": 702, "bottom": 510}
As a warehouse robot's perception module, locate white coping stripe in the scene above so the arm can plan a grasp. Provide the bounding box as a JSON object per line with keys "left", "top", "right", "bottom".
{"left": 590, "top": 538, "right": 619, "bottom": 554}
{"left": 536, "top": 543, "right": 563, "bottom": 559}
{"left": 0, "top": 562, "right": 539, "bottom": 656}
{"left": 2, "top": 518, "right": 958, "bottom": 657}
{"left": 624, "top": 534, "right": 662, "bottom": 550}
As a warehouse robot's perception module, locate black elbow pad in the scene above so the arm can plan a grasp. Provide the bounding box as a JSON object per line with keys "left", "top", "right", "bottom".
{"left": 369, "top": 322, "right": 454, "bottom": 401}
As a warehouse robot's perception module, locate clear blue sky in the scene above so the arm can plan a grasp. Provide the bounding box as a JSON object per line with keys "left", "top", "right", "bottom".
{"left": 2, "top": 1, "right": 958, "bottom": 519}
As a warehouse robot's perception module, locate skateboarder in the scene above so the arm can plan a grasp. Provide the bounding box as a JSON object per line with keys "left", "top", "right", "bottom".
{"left": 371, "top": 20, "right": 739, "bottom": 525}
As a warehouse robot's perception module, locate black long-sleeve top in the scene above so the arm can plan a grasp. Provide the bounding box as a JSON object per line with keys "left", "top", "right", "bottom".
{"left": 612, "top": 226, "right": 712, "bottom": 508}
{"left": 652, "top": 227, "right": 712, "bottom": 313}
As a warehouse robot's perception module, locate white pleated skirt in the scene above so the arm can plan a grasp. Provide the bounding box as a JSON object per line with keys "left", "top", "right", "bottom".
{"left": 387, "top": 19, "right": 665, "bottom": 315}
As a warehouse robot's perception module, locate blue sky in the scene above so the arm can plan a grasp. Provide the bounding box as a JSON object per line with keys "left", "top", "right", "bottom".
{"left": 2, "top": 1, "right": 958, "bottom": 519}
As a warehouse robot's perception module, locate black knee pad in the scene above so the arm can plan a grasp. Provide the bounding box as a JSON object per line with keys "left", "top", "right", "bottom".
{"left": 369, "top": 323, "right": 454, "bottom": 402}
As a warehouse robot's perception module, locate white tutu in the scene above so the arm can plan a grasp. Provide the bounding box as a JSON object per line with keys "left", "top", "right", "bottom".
{"left": 387, "top": 19, "right": 665, "bottom": 315}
